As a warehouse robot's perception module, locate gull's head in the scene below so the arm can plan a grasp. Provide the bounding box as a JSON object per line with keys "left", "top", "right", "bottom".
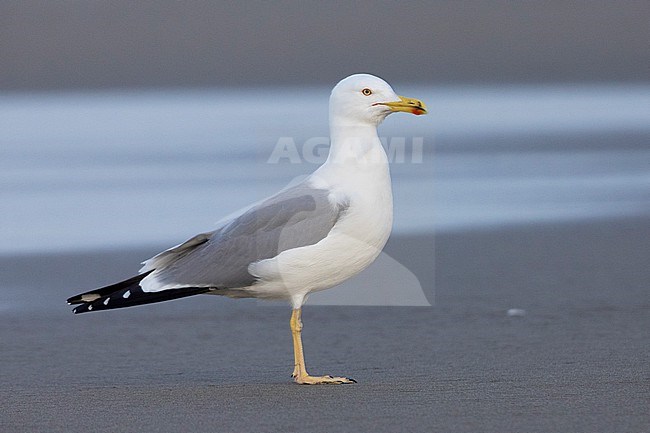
{"left": 329, "top": 73, "right": 427, "bottom": 126}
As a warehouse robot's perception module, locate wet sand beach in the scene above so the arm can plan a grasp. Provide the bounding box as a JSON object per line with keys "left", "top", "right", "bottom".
{"left": 1, "top": 217, "right": 648, "bottom": 432}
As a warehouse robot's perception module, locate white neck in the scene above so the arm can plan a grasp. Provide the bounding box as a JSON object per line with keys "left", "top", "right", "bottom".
{"left": 326, "top": 117, "right": 385, "bottom": 165}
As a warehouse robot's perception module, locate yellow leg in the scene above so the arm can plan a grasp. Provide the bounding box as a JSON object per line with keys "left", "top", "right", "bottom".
{"left": 290, "top": 308, "right": 356, "bottom": 385}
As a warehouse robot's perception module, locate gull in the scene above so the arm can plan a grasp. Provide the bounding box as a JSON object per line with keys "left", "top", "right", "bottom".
{"left": 67, "top": 73, "right": 427, "bottom": 384}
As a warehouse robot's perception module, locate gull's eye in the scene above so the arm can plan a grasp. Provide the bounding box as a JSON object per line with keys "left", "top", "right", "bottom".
{"left": 361, "top": 88, "right": 373, "bottom": 96}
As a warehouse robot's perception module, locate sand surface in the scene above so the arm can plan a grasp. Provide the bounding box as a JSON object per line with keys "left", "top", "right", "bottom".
{"left": 1, "top": 218, "right": 649, "bottom": 432}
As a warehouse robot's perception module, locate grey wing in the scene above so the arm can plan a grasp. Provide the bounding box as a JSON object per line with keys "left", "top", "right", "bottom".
{"left": 141, "top": 181, "right": 348, "bottom": 290}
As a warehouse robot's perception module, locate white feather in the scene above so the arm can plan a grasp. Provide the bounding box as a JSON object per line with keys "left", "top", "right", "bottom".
{"left": 138, "top": 74, "right": 402, "bottom": 308}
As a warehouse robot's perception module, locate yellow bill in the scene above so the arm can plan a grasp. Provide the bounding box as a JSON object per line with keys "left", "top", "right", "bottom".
{"left": 378, "top": 95, "right": 427, "bottom": 115}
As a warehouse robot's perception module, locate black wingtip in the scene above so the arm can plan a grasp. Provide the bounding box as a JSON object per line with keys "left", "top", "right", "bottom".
{"left": 69, "top": 284, "right": 211, "bottom": 315}
{"left": 66, "top": 272, "right": 153, "bottom": 307}
{"left": 67, "top": 292, "right": 102, "bottom": 305}
{"left": 71, "top": 302, "right": 94, "bottom": 314}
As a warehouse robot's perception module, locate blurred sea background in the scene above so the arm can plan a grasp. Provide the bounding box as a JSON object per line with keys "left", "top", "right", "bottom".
{"left": 1, "top": 1, "right": 648, "bottom": 255}
{"left": 1, "top": 84, "right": 649, "bottom": 254}
{"left": 2, "top": 3, "right": 650, "bottom": 432}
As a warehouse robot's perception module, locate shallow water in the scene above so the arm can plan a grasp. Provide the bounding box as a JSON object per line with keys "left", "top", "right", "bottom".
{"left": 1, "top": 84, "right": 649, "bottom": 254}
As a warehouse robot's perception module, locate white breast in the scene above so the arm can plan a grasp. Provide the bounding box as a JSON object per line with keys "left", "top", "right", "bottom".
{"left": 248, "top": 144, "right": 393, "bottom": 306}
